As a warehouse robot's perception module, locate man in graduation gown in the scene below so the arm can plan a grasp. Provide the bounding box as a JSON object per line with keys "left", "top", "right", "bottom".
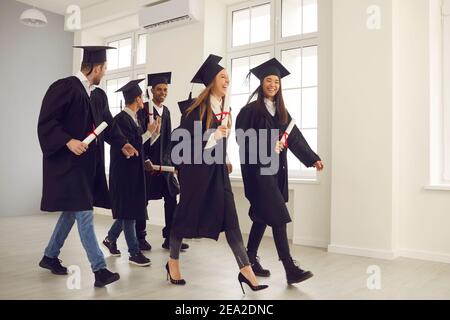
{"left": 102, "top": 79, "right": 154, "bottom": 267}
{"left": 136, "top": 73, "right": 189, "bottom": 251}
{"left": 37, "top": 46, "right": 138, "bottom": 288}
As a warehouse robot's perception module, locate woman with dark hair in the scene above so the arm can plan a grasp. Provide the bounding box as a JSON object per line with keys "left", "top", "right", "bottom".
{"left": 236, "top": 58, "right": 324, "bottom": 285}
{"left": 167, "top": 55, "right": 268, "bottom": 294}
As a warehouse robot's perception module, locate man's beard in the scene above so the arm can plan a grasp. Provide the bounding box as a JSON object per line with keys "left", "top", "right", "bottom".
{"left": 92, "top": 77, "right": 101, "bottom": 86}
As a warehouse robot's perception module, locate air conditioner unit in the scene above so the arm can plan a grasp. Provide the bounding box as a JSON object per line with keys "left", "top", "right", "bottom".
{"left": 138, "top": 0, "right": 201, "bottom": 33}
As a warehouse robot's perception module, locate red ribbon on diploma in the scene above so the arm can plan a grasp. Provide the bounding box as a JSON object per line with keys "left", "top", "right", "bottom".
{"left": 214, "top": 112, "right": 231, "bottom": 123}
{"left": 280, "top": 132, "right": 289, "bottom": 149}
{"left": 88, "top": 123, "right": 98, "bottom": 138}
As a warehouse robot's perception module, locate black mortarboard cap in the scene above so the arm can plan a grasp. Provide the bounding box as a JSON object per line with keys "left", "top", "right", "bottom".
{"left": 147, "top": 72, "right": 172, "bottom": 87}
{"left": 115, "top": 79, "right": 145, "bottom": 104}
{"left": 177, "top": 92, "right": 194, "bottom": 114}
{"left": 73, "top": 45, "right": 116, "bottom": 64}
{"left": 191, "top": 54, "right": 224, "bottom": 87}
{"left": 249, "top": 58, "right": 290, "bottom": 81}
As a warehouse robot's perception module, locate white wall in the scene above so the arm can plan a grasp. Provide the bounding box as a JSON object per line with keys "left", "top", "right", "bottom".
{"left": 396, "top": 0, "right": 450, "bottom": 263}
{"left": 0, "top": 0, "right": 74, "bottom": 217}
{"left": 329, "top": 0, "right": 396, "bottom": 258}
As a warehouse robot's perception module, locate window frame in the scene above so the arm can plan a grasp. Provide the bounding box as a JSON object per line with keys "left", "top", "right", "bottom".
{"left": 101, "top": 30, "right": 148, "bottom": 173}
{"left": 227, "top": 0, "right": 276, "bottom": 53}
{"left": 227, "top": 0, "right": 320, "bottom": 180}
{"left": 440, "top": 0, "right": 450, "bottom": 185}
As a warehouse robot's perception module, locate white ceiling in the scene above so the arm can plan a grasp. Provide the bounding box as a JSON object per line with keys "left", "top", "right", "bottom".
{"left": 16, "top": 0, "right": 108, "bottom": 15}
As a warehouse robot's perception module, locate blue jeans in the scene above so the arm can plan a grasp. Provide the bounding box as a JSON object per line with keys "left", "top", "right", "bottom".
{"left": 44, "top": 211, "right": 107, "bottom": 272}
{"left": 107, "top": 219, "right": 140, "bottom": 256}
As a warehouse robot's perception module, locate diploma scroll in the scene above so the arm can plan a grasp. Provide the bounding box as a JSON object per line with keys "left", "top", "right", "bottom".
{"left": 276, "top": 119, "right": 296, "bottom": 153}
{"left": 83, "top": 122, "right": 108, "bottom": 145}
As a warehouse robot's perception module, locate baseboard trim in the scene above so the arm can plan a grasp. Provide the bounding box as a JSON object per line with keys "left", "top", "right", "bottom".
{"left": 293, "top": 237, "right": 329, "bottom": 249}
{"left": 396, "top": 249, "right": 450, "bottom": 264}
{"left": 328, "top": 244, "right": 397, "bottom": 260}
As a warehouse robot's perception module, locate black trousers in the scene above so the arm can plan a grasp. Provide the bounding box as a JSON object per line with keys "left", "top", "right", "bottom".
{"left": 246, "top": 220, "right": 291, "bottom": 261}
{"left": 135, "top": 180, "right": 177, "bottom": 240}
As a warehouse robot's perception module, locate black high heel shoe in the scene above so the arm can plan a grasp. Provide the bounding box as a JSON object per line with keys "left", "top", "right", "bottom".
{"left": 165, "top": 262, "right": 186, "bottom": 285}
{"left": 238, "top": 272, "right": 268, "bottom": 294}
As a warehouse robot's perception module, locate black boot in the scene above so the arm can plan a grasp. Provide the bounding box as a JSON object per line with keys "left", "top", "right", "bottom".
{"left": 281, "top": 257, "right": 313, "bottom": 285}
{"left": 247, "top": 251, "right": 271, "bottom": 277}
{"left": 162, "top": 238, "right": 189, "bottom": 250}
{"left": 39, "top": 256, "right": 68, "bottom": 275}
{"left": 138, "top": 238, "right": 152, "bottom": 251}
{"left": 94, "top": 268, "right": 120, "bottom": 288}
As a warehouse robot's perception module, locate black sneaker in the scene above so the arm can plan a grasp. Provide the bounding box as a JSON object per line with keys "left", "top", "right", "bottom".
{"left": 102, "top": 238, "right": 121, "bottom": 257}
{"left": 94, "top": 268, "right": 120, "bottom": 288}
{"left": 162, "top": 238, "right": 189, "bottom": 250}
{"left": 129, "top": 252, "right": 151, "bottom": 267}
{"left": 39, "top": 256, "right": 68, "bottom": 275}
{"left": 138, "top": 238, "right": 152, "bottom": 251}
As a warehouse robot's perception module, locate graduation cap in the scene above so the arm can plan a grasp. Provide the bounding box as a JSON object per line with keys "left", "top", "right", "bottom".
{"left": 115, "top": 79, "right": 145, "bottom": 105}
{"left": 249, "top": 58, "right": 290, "bottom": 81}
{"left": 148, "top": 72, "right": 172, "bottom": 87}
{"left": 177, "top": 92, "right": 194, "bottom": 114}
{"left": 191, "top": 54, "right": 224, "bottom": 87}
{"left": 73, "top": 45, "right": 116, "bottom": 64}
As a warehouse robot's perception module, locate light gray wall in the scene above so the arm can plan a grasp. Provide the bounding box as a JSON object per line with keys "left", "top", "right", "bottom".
{"left": 0, "top": 0, "right": 74, "bottom": 216}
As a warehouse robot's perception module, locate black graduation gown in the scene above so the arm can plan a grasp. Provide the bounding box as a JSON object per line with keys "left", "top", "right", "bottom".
{"left": 109, "top": 111, "right": 148, "bottom": 221}
{"left": 37, "top": 76, "right": 127, "bottom": 212}
{"left": 170, "top": 107, "right": 240, "bottom": 241}
{"left": 138, "top": 103, "right": 179, "bottom": 201}
{"left": 235, "top": 101, "right": 321, "bottom": 227}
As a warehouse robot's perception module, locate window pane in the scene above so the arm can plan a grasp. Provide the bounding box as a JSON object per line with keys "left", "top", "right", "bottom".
{"left": 107, "top": 41, "right": 119, "bottom": 70}
{"left": 303, "top": 0, "right": 318, "bottom": 34}
{"left": 118, "top": 38, "right": 132, "bottom": 69}
{"left": 251, "top": 3, "right": 271, "bottom": 44}
{"left": 230, "top": 94, "right": 250, "bottom": 116}
{"left": 249, "top": 53, "right": 271, "bottom": 92}
{"left": 106, "top": 79, "right": 118, "bottom": 110}
{"left": 301, "top": 128, "right": 317, "bottom": 170}
{"left": 231, "top": 57, "right": 250, "bottom": 95}
{"left": 233, "top": 9, "right": 250, "bottom": 47}
{"left": 281, "top": 48, "right": 301, "bottom": 89}
{"left": 302, "top": 87, "right": 317, "bottom": 129}
{"left": 302, "top": 46, "right": 318, "bottom": 87}
{"left": 287, "top": 151, "right": 302, "bottom": 171}
{"left": 137, "top": 34, "right": 147, "bottom": 65}
{"left": 282, "top": 89, "right": 301, "bottom": 125}
{"left": 229, "top": 94, "right": 250, "bottom": 167}
{"left": 282, "top": 0, "right": 302, "bottom": 38}
{"left": 137, "top": 73, "right": 147, "bottom": 93}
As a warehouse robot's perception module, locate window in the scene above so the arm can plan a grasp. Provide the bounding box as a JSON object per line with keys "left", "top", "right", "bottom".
{"left": 101, "top": 31, "right": 148, "bottom": 171}
{"left": 227, "top": 0, "right": 319, "bottom": 179}
{"left": 229, "top": 1, "right": 273, "bottom": 50}
{"left": 440, "top": 0, "right": 450, "bottom": 183}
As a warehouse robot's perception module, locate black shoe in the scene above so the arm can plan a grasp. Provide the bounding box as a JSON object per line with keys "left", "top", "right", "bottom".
{"left": 162, "top": 239, "right": 189, "bottom": 250}
{"left": 138, "top": 238, "right": 152, "bottom": 251}
{"left": 238, "top": 272, "right": 268, "bottom": 294}
{"left": 39, "top": 256, "right": 68, "bottom": 275}
{"left": 282, "top": 257, "right": 314, "bottom": 285}
{"left": 102, "top": 238, "right": 121, "bottom": 257}
{"left": 94, "top": 268, "right": 120, "bottom": 287}
{"left": 165, "top": 262, "right": 186, "bottom": 285}
{"left": 248, "top": 252, "right": 271, "bottom": 277}
{"left": 129, "top": 252, "right": 151, "bottom": 267}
